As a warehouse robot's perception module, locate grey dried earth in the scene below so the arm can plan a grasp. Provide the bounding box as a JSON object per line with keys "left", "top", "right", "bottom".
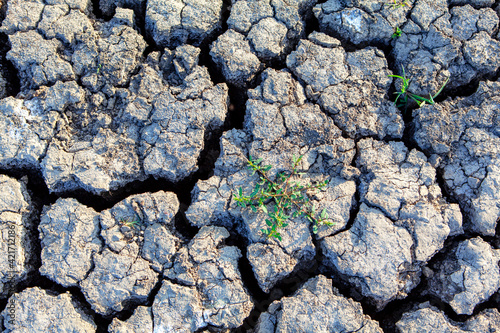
{"left": 0, "top": 0, "right": 499, "bottom": 332}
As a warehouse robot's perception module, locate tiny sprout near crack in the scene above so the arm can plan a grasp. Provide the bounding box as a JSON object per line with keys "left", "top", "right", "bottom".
{"left": 386, "top": 0, "right": 411, "bottom": 9}
{"left": 119, "top": 214, "right": 142, "bottom": 229}
{"left": 392, "top": 26, "right": 402, "bottom": 38}
{"left": 389, "top": 65, "right": 449, "bottom": 110}
{"left": 233, "top": 155, "right": 336, "bottom": 241}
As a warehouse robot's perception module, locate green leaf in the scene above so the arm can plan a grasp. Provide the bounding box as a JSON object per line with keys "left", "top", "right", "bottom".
{"left": 251, "top": 205, "right": 257, "bottom": 212}
{"left": 256, "top": 157, "right": 263, "bottom": 164}
{"left": 250, "top": 184, "right": 260, "bottom": 197}
{"left": 281, "top": 223, "right": 288, "bottom": 228}
{"left": 409, "top": 94, "right": 430, "bottom": 102}
{"left": 261, "top": 204, "right": 268, "bottom": 214}
{"left": 266, "top": 219, "right": 273, "bottom": 227}
{"left": 432, "top": 77, "right": 449, "bottom": 100}
{"left": 320, "top": 208, "right": 327, "bottom": 219}
{"left": 388, "top": 74, "right": 404, "bottom": 80}
{"left": 312, "top": 225, "right": 318, "bottom": 234}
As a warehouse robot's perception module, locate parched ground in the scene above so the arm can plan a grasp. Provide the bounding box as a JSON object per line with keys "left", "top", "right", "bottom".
{"left": 0, "top": 0, "right": 500, "bottom": 332}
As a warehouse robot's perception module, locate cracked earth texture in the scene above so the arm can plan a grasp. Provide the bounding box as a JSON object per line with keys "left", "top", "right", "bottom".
{"left": 0, "top": 0, "right": 500, "bottom": 332}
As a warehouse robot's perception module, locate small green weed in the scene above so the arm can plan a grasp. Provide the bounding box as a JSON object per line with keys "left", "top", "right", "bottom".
{"left": 389, "top": 65, "right": 449, "bottom": 109}
{"left": 119, "top": 215, "right": 142, "bottom": 229}
{"left": 96, "top": 64, "right": 102, "bottom": 74}
{"left": 233, "top": 155, "right": 335, "bottom": 241}
{"left": 386, "top": 0, "right": 410, "bottom": 9}
{"left": 392, "top": 26, "right": 402, "bottom": 38}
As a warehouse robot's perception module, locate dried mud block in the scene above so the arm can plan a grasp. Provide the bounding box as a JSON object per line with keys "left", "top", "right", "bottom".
{"left": 210, "top": 29, "right": 263, "bottom": 87}
{"left": 145, "top": 0, "right": 223, "bottom": 48}
{"left": 392, "top": 0, "right": 500, "bottom": 95}
{"left": 210, "top": 0, "right": 317, "bottom": 87}
{"left": 1, "top": 287, "right": 96, "bottom": 332}
{"left": 1, "top": 3, "right": 229, "bottom": 195}
{"left": 161, "top": 226, "right": 253, "bottom": 331}
{"left": 315, "top": 0, "right": 500, "bottom": 97}
{"left": 0, "top": 0, "right": 45, "bottom": 35}
{"left": 322, "top": 139, "right": 462, "bottom": 309}
{"left": 39, "top": 198, "right": 102, "bottom": 287}
{"left": 287, "top": 33, "right": 403, "bottom": 139}
{"left": 0, "top": 176, "right": 36, "bottom": 298}
{"left": 314, "top": 0, "right": 411, "bottom": 45}
{"left": 6, "top": 30, "right": 75, "bottom": 90}
{"left": 256, "top": 275, "right": 383, "bottom": 332}
{"left": 0, "top": 97, "right": 60, "bottom": 169}
{"left": 140, "top": 66, "right": 229, "bottom": 182}
{"left": 39, "top": 191, "right": 181, "bottom": 316}
{"left": 413, "top": 80, "right": 500, "bottom": 235}
{"left": 80, "top": 244, "right": 159, "bottom": 316}
{"left": 427, "top": 237, "right": 500, "bottom": 315}
{"left": 109, "top": 306, "right": 153, "bottom": 333}
{"left": 397, "top": 302, "right": 500, "bottom": 332}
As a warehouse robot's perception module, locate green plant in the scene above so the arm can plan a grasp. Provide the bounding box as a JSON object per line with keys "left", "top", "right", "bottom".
{"left": 392, "top": 26, "right": 402, "bottom": 38}
{"left": 119, "top": 215, "right": 142, "bottom": 229}
{"left": 233, "top": 155, "right": 335, "bottom": 241}
{"left": 386, "top": 0, "right": 410, "bottom": 8}
{"left": 389, "top": 65, "right": 449, "bottom": 108}
{"left": 96, "top": 64, "right": 102, "bottom": 74}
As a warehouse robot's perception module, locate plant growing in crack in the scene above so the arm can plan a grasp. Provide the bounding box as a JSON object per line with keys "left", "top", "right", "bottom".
{"left": 386, "top": 0, "right": 411, "bottom": 9}
{"left": 392, "top": 26, "right": 402, "bottom": 38}
{"left": 233, "top": 155, "right": 335, "bottom": 241}
{"left": 389, "top": 65, "right": 449, "bottom": 109}
{"left": 119, "top": 214, "right": 142, "bottom": 230}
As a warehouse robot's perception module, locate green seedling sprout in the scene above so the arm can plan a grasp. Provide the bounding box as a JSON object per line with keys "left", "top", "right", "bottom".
{"left": 119, "top": 215, "right": 142, "bottom": 229}
{"left": 389, "top": 65, "right": 449, "bottom": 109}
{"left": 386, "top": 0, "right": 411, "bottom": 9}
{"left": 392, "top": 26, "right": 402, "bottom": 38}
{"left": 233, "top": 155, "right": 335, "bottom": 241}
